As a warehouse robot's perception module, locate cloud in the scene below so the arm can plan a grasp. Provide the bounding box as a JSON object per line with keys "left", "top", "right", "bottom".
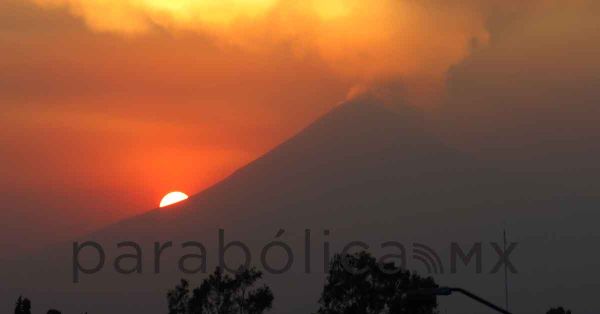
{"left": 29, "top": 0, "right": 494, "bottom": 100}
{"left": 435, "top": 0, "right": 600, "bottom": 161}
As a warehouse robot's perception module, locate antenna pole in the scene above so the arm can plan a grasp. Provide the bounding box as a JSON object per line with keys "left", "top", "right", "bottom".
{"left": 503, "top": 229, "right": 509, "bottom": 311}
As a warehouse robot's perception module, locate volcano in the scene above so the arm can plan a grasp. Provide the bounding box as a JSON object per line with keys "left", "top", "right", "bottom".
{"left": 3, "top": 98, "right": 599, "bottom": 314}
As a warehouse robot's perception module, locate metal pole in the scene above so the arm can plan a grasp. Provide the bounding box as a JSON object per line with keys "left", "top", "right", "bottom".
{"left": 409, "top": 287, "right": 513, "bottom": 314}
{"left": 504, "top": 229, "right": 509, "bottom": 311}
{"left": 449, "top": 287, "right": 513, "bottom": 314}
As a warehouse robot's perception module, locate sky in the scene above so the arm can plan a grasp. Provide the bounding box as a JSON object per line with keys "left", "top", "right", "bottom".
{"left": 1, "top": 0, "right": 599, "bottom": 256}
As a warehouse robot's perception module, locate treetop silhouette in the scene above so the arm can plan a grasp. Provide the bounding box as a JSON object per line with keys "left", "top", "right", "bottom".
{"left": 317, "top": 251, "right": 439, "bottom": 314}
{"left": 168, "top": 266, "right": 273, "bottom": 314}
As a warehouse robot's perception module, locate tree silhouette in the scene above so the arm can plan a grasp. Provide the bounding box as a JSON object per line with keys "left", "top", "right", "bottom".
{"left": 14, "top": 296, "right": 32, "bottom": 314}
{"left": 317, "top": 251, "right": 438, "bottom": 314}
{"left": 168, "top": 279, "right": 191, "bottom": 314}
{"left": 167, "top": 267, "right": 274, "bottom": 314}
{"left": 14, "top": 296, "right": 23, "bottom": 314}
{"left": 547, "top": 307, "right": 572, "bottom": 314}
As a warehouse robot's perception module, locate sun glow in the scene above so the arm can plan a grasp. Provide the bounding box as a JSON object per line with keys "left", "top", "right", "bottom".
{"left": 159, "top": 191, "right": 189, "bottom": 208}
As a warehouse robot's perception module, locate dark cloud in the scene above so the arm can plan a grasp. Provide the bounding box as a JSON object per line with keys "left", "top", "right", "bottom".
{"left": 430, "top": 1, "right": 600, "bottom": 165}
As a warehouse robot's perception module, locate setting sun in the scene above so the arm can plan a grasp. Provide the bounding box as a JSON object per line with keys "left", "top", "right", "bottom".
{"left": 159, "top": 191, "right": 189, "bottom": 208}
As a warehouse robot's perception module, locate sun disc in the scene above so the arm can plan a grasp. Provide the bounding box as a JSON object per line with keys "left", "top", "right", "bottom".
{"left": 160, "top": 191, "right": 189, "bottom": 207}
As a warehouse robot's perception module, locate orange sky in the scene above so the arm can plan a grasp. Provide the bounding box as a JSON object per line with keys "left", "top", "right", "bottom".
{"left": 2, "top": 0, "right": 599, "bottom": 255}
{"left": 0, "top": 0, "right": 487, "bottom": 226}
{"left": 1, "top": 1, "right": 355, "bottom": 250}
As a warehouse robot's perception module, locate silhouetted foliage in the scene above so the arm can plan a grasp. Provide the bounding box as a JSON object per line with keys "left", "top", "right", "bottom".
{"left": 47, "top": 310, "right": 62, "bottom": 314}
{"left": 14, "top": 296, "right": 32, "bottom": 314}
{"left": 168, "top": 279, "right": 191, "bottom": 314}
{"left": 547, "top": 307, "right": 572, "bottom": 314}
{"left": 317, "top": 251, "right": 439, "bottom": 314}
{"left": 167, "top": 267, "right": 274, "bottom": 314}
{"left": 14, "top": 297, "right": 22, "bottom": 314}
